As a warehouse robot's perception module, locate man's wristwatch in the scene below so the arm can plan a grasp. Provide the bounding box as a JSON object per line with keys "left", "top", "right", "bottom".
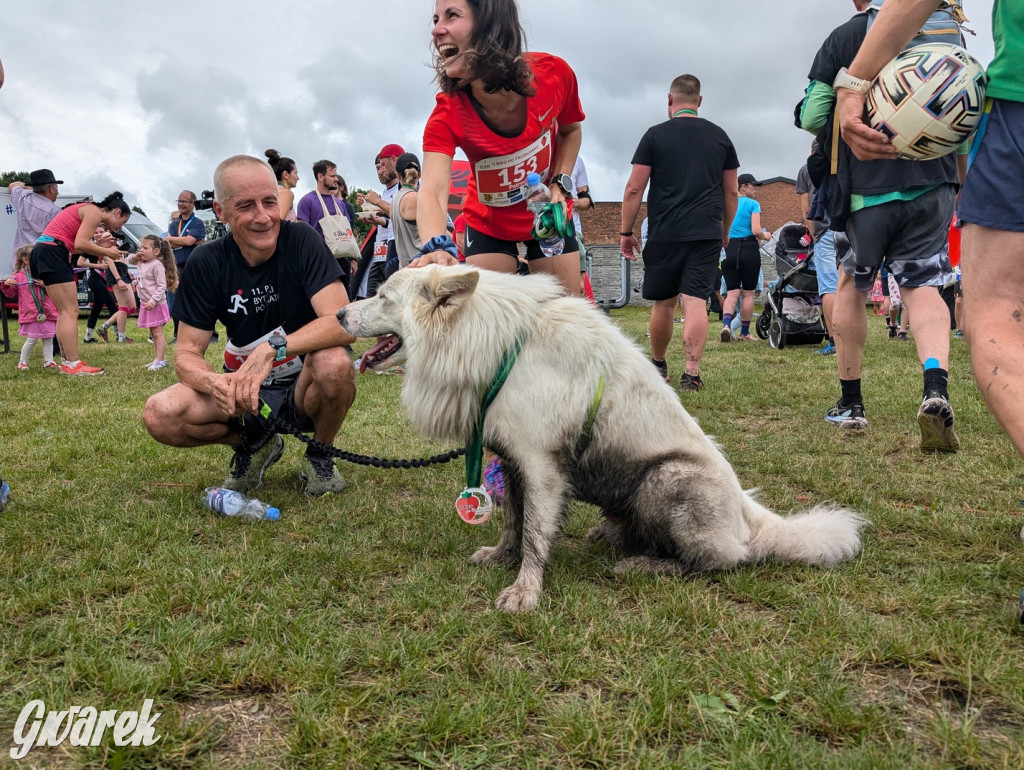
{"left": 832, "top": 67, "right": 871, "bottom": 95}
{"left": 269, "top": 332, "right": 288, "bottom": 362}
{"left": 550, "top": 173, "right": 574, "bottom": 197}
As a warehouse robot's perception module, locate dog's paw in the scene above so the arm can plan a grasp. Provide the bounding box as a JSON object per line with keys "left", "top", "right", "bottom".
{"left": 470, "top": 546, "right": 502, "bottom": 565}
{"left": 586, "top": 524, "right": 608, "bottom": 543}
{"left": 494, "top": 583, "right": 540, "bottom": 613}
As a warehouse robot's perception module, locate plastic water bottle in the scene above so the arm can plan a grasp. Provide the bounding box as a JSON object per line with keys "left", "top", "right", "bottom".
{"left": 524, "top": 172, "right": 564, "bottom": 258}
{"left": 204, "top": 487, "right": 280, "bottom": 521}
{"left": 0, "top": 478, "right": 9, "bottom": 512}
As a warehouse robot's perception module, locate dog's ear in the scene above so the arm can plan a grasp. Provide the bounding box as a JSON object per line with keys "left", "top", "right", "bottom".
{"left": 422, "top": 268, "right": 480, "bottom": 311}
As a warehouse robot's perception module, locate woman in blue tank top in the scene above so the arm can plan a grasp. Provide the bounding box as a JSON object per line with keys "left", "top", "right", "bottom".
{"left": 720, "top": 173, "right": 771, "bottom": 342}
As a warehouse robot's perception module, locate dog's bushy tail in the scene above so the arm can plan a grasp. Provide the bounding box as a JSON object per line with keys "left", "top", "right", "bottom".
{"left": 742, "top": 494, "right": 866, "bottom": 566}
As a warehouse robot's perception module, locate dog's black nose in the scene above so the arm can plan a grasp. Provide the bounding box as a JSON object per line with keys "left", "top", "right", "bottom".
{"left": 335, "top": 308, "right": 347, "bottom": 326}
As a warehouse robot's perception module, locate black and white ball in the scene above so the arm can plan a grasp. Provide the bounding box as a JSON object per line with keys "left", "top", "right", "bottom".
{"left": 866, "top": 43, "right": 987, "bottom": 161}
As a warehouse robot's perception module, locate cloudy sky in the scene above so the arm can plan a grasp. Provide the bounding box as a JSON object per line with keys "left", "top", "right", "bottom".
{"left": 2, "top": 1, "right": 994, "bottom": 224}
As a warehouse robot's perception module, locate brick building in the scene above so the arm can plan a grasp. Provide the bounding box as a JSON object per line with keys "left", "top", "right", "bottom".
{"left": 579, "top": 176, "right": 803, "bottom": 245}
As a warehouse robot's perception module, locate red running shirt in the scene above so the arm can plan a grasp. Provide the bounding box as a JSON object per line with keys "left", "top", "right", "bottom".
{"left": 422, "top": 52, "right": 585, "bottom": 242}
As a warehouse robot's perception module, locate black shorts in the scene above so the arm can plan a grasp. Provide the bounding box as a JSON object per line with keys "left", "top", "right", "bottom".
{"left": 463, "top": 223, "right": 580, "bottom": 262}
{"left": 722, "top": 236, "right": 761, "bottom": 291}
{"left": 106, "top": 261, "right": 132, "bottom": 288}
{"left": 29, "top": 242, "right": 75, "bottom": 285}
{"left": 232, "top": 378, "right": 314, "bottom": 444}
{"left": 641, "top": 239, "right": 721, "bottom": 301}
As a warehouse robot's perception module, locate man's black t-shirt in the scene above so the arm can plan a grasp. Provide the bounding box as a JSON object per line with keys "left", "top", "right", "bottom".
{"left": 631, "top": 117, "right": 739, "bottom": 243}
{"left": 173, "top": 221, "right": 342, "bottom": 373}
{"left": 807, "top": 14, "right": 957, "bottom": 196}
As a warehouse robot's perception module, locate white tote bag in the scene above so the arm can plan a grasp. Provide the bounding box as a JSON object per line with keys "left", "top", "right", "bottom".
{"left": 316, "top": 192, "right": 360, "bottom": 260}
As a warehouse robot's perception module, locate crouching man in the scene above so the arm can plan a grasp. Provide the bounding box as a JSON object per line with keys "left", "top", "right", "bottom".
{"left": 144, "top": 155, "right": 356, "bottom": 497}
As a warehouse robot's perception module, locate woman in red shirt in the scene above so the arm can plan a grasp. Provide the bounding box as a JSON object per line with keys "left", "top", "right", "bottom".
{"left": 416, "top": 0, "right": 585, "bottom": 294}
{"left": 29, "top": 192, "right": 130, "bottom": 375}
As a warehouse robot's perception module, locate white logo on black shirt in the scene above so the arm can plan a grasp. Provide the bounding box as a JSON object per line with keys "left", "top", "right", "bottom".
{"left": 228, "top": 292, "right": 249, "bottom": 315}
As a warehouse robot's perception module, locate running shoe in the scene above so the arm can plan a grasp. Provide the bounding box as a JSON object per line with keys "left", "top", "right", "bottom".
{"left": 953, "top": 329, "right": 963, "bottom": 338}
{"left": 720, "top": 325, "right": 733, "bottom": 343}
{"left": 887, "top": 325, "right": 897, "bottom": 339}
{"left": 44, "top": 362, "right": 60, "bottom": 370}
{"left": 97, "top": 325, "right": 110, "bottom": 343}
{"left": 83, "top": 336, "right": 98, "bottom": 344}
{"left": 651, "top": 358, "right": 669, "bottom": 383}
{"left": 918, "top": 392, "right": 959, "bottom": 453}
{"left": 897, "top": 331, "right": 909, "bottom": 341}
{"left": 679, "top": 372, "right": 703, "bottom": 392}
{"left": 299, "top": 453, "right": 347, "bottom": 497}
{"left": 223, "top": 434, "right": 284, "bottom": 494}
{"left": 825, "top": 400, "right": 868, "bottom": 429}
{"left": 737, "top": 333, "right": 756, "bottom": 342}
{"left": 146, "top": 360, "right": 168, "bottom": 371}
{"left": 118, "top": 337, "right": 135, "bottom": 344}
{"left": 16, "top": 362, "right": 28, "bottom": 371}
{"left": 60, "top": 360, "right": 104, "bottom": 376}
{"left": 814, "top": 342, "right": 836, "bottom": 355}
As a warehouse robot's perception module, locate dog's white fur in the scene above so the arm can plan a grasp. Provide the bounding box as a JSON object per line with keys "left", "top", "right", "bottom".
{"left": 338, "top": 266, "right": 866, "bottom": 612}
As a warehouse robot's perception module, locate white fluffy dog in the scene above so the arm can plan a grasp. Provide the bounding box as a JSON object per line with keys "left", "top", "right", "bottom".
{"left": 337, "top": 266, "right": 865, "bottom": 612}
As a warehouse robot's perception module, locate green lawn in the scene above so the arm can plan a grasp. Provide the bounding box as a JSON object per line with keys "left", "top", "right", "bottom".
{"left": 0, "top": 308, "right": 1021, "bottom": 769}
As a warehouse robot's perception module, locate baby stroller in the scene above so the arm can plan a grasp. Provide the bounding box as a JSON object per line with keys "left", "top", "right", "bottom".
{"left": 756, "top": 223, "right": 827, "bottom": 349}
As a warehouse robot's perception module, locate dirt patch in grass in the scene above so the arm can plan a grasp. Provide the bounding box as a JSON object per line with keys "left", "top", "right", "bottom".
{"left": 180, "top": 695, "right": 291, "bottom": 768}
{"left": 861, "top": 666, "right": 1021, "bottom": 743}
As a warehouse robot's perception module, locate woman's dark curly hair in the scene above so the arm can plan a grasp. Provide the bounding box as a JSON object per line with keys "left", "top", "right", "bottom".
{"left": 434, "top": 0, "right": 535, "bottom": 97}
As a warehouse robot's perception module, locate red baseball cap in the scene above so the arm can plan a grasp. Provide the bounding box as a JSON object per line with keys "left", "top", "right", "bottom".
{"left": 376, "top": 144, "right": 405, "bottom": 161}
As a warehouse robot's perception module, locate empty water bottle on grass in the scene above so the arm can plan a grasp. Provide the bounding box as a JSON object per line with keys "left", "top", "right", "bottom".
{"left": 204, "top": 487, "right": 280, "bottom": 521}
{"left": 524, "top": 172, "right": 564, "bottom": 258}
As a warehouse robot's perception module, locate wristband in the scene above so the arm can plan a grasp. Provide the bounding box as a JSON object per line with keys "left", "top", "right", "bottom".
{"left": 619, "top": 231, "right": 634, "bottom": 237}
{"left": 416, "top": 234, "right": 459, "bottom": 260}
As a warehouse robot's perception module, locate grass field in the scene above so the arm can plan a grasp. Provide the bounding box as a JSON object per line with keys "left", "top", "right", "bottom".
{"left": 1, "top": 308, "right": 1022, "bottom": 769}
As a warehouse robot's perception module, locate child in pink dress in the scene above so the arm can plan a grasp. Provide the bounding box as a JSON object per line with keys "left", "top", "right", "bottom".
{"left": 129, "top": 235, "right": 178, "bottom": 371}
{"left": 869, "top": 274, "right": 884, "bottom": 316}
{"left": 2, "top": 246, "right": 59, "bottom": 371}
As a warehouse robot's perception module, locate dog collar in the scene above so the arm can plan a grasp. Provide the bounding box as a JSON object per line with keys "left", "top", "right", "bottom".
{"left": 456, "top": 336, "right": 525, "bottom": 524}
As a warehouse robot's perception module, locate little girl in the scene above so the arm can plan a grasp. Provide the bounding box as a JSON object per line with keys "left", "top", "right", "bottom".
{"left": 129, "top": 235, "right": 177, "bottom": 370}
{"left": 2, "top": 246, "right": 59, "bottom": 370}
{"left": 869, "top": 274, "right": 884, "bottom": 315}
{"left": 98, "top": 246, "right": 137, "bottom": 344}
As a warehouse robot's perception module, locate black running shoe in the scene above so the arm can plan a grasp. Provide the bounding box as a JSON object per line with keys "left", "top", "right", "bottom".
{"left": 918, "top": 392, "right": 959, "bottom": 453}
{"left": 651, "top": 358, "right": 669, "bottom": 383}
{"left": 825, "top": 400, "right": 868, "bottom": 429}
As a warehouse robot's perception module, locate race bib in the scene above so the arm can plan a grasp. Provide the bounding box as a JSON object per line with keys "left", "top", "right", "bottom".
{"left": 223, "top": 326, "right": 302, "bottom": 385}
{"left": 372, "top": 242, "right": 389, "bottom": 262}
{"left": 475, "top": 131, "right": 552, "bottom": 208}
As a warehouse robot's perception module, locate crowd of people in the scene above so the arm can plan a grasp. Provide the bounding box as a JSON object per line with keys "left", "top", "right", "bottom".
{"left": 3, "top": 1, "right": 1022, "bottom": 518}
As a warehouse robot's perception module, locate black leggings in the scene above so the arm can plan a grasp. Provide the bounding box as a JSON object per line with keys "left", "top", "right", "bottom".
{"left": 722, "top": 237, "right": 761, "bottom": 291}
{"left": 86, "top": 271, "right": 118, "bottom": 329}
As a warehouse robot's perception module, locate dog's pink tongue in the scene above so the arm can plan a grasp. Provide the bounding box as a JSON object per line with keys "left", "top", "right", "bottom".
{"left": 359, "top": 335, "right": 395, "bottom": 374}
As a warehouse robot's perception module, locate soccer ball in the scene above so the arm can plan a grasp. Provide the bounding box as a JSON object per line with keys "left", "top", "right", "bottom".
{"left": 866, "top": 43, "right": 987, "bottom": 161}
